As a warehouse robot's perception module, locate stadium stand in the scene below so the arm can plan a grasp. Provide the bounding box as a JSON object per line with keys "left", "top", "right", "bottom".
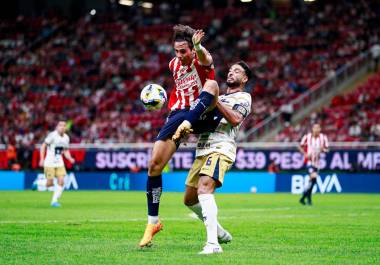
{"left": 276, "top": 70, "right": 380, "bottom": 142}
{"left": 0, "top": 1, "right": 379, "bottom": 147}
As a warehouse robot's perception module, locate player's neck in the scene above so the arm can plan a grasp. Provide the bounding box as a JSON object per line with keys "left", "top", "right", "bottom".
{"left": 227, "top": 86, "right": 243, "bottom": 94}
{"left": 227, "top": 86, "right": 244, "bottom": 94}
{"left": 312, "top": 133, "right": 320, "bottom": 137}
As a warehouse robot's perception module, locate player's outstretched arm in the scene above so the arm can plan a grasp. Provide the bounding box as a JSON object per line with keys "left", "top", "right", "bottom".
{"left": 216, "top": 101, "right": 244, "bottom": 127}
{"left": 192, "top": 30, "right": 213, "bottom": 66}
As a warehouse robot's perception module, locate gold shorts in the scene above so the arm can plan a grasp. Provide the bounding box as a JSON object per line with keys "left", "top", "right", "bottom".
{"left": 44, "top": 167, "right": 67, "bottom": 179}
{"left": 186, "top": 153, "right": 233, "bottom": 188}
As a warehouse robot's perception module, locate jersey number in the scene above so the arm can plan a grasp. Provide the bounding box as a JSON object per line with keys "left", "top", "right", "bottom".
{"left": 55, "top": 147, "right": 64, "bottom": 155}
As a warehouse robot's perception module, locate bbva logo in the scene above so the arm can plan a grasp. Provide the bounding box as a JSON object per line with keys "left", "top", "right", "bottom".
{"left": 34, "top": 172, "right": 78, "bottom": 191}
{"left": 291, "top": 174, "right": 342, "bottom": 194}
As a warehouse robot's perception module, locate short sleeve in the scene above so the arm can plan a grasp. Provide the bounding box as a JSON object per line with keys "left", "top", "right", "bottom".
{"left": 232, "top": 93, "right": 252, "bottom": 118}
{"left": 44, "top": 133, "right": 54, "bottom": 145}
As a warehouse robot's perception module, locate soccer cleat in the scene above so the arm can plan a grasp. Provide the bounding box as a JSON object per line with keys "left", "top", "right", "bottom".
{"left": 299, "top": 198, "right": 306, "bottom": 205}
{"left": 172, "top": 120, "right": 193, "bottom": 142}
{"left": 51, "top": 202, "right": 61, "bottom": 207}
{"left": 139, "top": 222, "right": 163, "bottom": 247}
{"left": 198, "top": 243, "right": 223, "bottom": 255}
{"left": 218, "top": 229, "right": 232, "bottom": 244}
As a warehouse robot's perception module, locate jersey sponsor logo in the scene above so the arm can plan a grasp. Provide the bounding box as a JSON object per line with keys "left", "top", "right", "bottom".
{"left": 175, "top": 73, "right": 198, "bottom": 91}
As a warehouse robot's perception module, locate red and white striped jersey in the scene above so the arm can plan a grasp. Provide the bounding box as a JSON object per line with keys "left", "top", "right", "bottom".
{"left": 167, "top": 57, "right": 215, "bottom": 111}
{"left": 300, "top": 133, "right": 329, "bottom": 168}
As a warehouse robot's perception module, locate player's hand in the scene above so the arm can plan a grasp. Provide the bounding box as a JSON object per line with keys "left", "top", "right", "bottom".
{"left": 69, "top": 158, "right": 75, "bottom": 164}
{"left": 39, "top": 160, "right": 44, "bottom": 168}
{"left": 172, "top": 120, "right": 193, "bottom": 142}
{"left": 192, "top": 30, "right": 205, "bottom": 47}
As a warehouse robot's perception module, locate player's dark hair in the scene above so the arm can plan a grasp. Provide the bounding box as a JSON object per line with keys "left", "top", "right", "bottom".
{"left": 173, "top": 24, "right": 196, "bottom": 49}
{"left": 235, "top": 61, "right": 253, "bottom": 81}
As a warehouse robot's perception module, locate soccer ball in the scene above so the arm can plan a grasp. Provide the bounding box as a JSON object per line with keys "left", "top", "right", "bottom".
{"left": 140, "top": 84, "right": 167, "bottom": 111}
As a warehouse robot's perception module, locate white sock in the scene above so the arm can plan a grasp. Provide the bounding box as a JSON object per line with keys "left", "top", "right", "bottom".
{"left": 148, "top": 215, "right": 159, "bottom": 224}
{"left": 188, "top": 202, "right": 226, "bottom": 237}
{"left": 51, "top": 185, "right": 64, "bottom": 204}
{"left": 198, "top": 194, "right": 219, "bottom": 245}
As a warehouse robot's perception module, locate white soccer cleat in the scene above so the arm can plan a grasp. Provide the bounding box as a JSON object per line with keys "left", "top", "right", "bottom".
{"left": 198, "top": 243, "right": 223, "bottom": 255}
{"left": 218, "top": 229, "right": 232, "bottom": 244}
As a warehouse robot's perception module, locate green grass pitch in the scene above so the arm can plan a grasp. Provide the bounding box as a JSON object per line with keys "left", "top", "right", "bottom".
{"left": 0, "top": 191, "right": 379, "bottom": 265}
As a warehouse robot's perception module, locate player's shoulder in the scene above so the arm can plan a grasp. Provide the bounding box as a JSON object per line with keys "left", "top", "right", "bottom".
{"left": 63, "top": 133, "right": 70, "bottom": 141}
{"left": 47, "top": 131, "right": 57, "bottom": 138}
{"left": 169, "top": 57, "right": 179, "bottom": 72}
{"left": 226, "top": 91, "right": 251, "bottom": 103}
{"left": 303, "top": 132, "right": 312, "bottom": 138}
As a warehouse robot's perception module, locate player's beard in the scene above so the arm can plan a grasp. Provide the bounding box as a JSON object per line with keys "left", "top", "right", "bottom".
{"left": 226, "top": 80, "right": 241, "bottom": 88}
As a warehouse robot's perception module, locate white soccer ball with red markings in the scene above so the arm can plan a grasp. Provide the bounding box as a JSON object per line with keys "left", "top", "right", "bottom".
{"left": 140, "top": 84, "right": 167, "bottom": 111}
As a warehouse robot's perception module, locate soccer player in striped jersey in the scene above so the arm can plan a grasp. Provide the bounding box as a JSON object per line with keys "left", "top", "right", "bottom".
{"left": 139, "top": 25, "right": 219, "bottom": 247}
{"left": 297, "top": 123, "right": 329, "bottom": 205}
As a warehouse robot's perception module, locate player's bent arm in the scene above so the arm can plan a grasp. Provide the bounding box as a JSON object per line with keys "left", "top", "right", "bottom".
{"left": 195, "top": 46, "right": 213, "bottom": 66}
{"left": 297, "top": 145, "right": 306, "bottom": 156}
{"left": 39, "top": 143, "right": 47, "bottom": 167}
{"left": 216, "top": 101, "right": 243, "bottom": 127}
{"left": 192, "top": 30, "right": 213, "bottom": 66}
{"left": 63, "top": 149, "right": 75, "bottom": 164}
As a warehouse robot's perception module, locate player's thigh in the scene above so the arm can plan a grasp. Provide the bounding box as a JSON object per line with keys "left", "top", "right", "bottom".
{"left": 183, "top": 186, "right": 199, "bottom": 206}
{"left": 185, "top": 156, "right": 204, "bottom": 189}
{"left": 149, "top": 139, "right": 177, "bottom": 174}
{"left": 198, "top": 153, "right": 233, "bottom": 189}
{"left": 55, "top": 167, "right": 67, "bottom": 178}
{"left": 44, "top": 167, "right": 55, "bottom": 180}
{"left": 155, "top": 110, "right": 187, "bottom": 142}
{"left": 55, "top": 167, "right": 66, "bottom": 186}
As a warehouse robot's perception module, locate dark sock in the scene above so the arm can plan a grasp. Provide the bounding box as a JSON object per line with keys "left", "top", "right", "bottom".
{"left": 185, "top": 91, "right": 214, "bottom": 125}
{"left": 146, "top": 175, "right": 162, "bottom": 216}
{"left": 306, "top": 179, "right": 317, "bottom": 203}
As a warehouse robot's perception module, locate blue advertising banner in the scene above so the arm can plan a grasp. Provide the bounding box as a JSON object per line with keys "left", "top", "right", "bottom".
{"left": 25, "top": 172, "right": 131, "bottom": 191}
{"left": 78, "top": 148, "right": 380, "bottom": 172}
{"left": 275, "top": 173, "right": 380, "bottom": 193}
{"left": 0, "top": 171, "right": 24, "bottom": 190}
{"left": 128, "top": 172, "right": 276, "bottom": 193}
{"left": 24, "top": 171, "right": 275, "bottom": 193}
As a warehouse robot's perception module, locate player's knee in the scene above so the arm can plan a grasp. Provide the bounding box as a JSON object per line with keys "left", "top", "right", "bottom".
{"left": 310, "top": 172, "right": 318, "bottom": 179}
{"left": 57, "top": 178, "right": 64, "bottom": 186}
{"left": 197, "top": 176, "right": 215, "bottom": 194}
{"left": 148, "top": 159, "right": 163, "bottom": 175}
{"left": 46, "top": 179, "right": 54, "bottom": 187}
{"left": 203, "top": 80, "right": 219, "bottom": 96}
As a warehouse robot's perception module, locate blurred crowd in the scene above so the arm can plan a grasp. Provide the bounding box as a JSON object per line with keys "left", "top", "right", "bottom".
{"left": 0, "top": 0, "right": 379, "bottom": 149}
{"left": 276, "top": 70, "right": 380, "bottom": 142}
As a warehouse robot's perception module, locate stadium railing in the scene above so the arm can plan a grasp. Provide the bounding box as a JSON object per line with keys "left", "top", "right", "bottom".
{"left": 243, "top": 52, "right": 371, "bottom": 141}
